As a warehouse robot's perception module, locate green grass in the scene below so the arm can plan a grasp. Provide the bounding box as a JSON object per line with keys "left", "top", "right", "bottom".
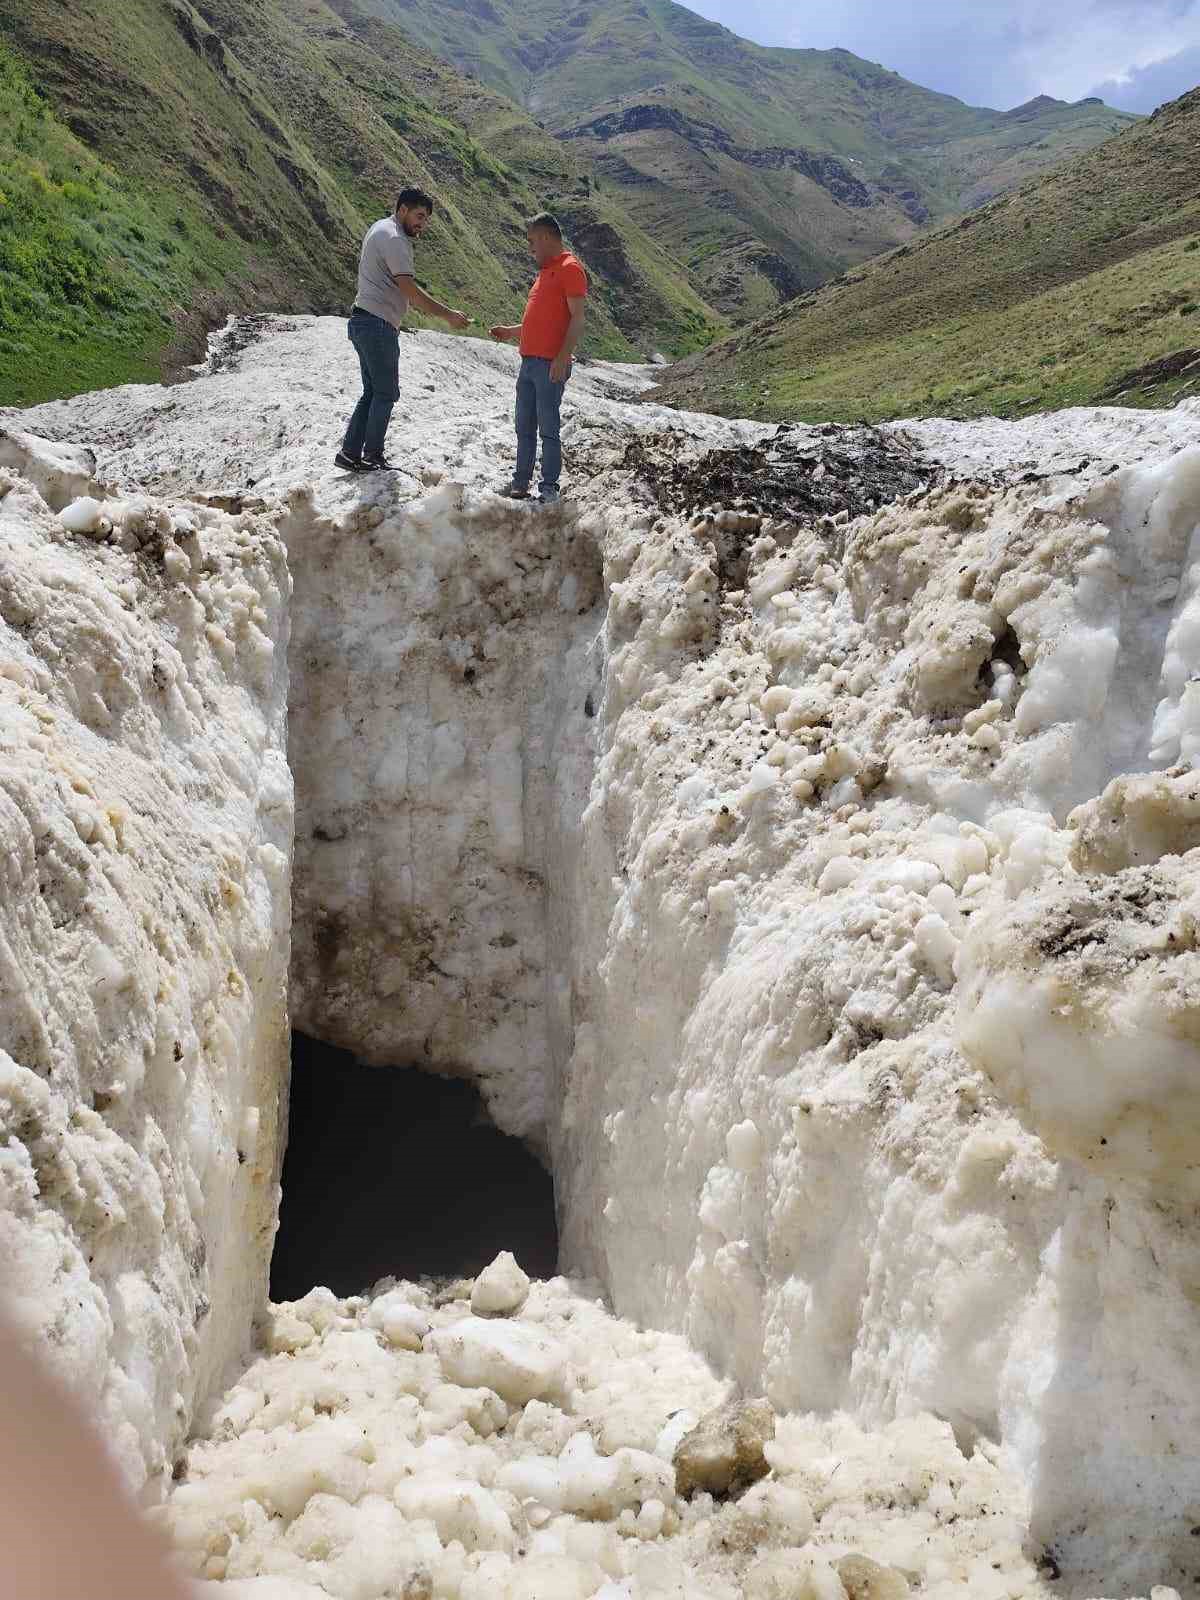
{"left": 657, "top": 87, "right": 1200, "bottom": 423}
{"left": 714, "top": 230, "right": 1200, "bottom": 420}
{"left": 0, "top": 44, "right": 242, "bottom": 401}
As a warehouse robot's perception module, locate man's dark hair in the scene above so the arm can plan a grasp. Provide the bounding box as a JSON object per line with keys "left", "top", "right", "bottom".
{"left": 526, "top": 212, "right": 563, "bottom": 238}
{"left": 396, "top": 186, "right": 436, "bottom": 214}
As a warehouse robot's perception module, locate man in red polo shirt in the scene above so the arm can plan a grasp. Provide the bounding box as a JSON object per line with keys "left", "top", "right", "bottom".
{"left": 490, "top": 213, "right": 588, "bottom": 505}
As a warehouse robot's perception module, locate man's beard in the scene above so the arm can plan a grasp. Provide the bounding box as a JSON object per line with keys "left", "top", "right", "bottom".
{"left": 402, "top": 222, "right": 422, "bottom": 239}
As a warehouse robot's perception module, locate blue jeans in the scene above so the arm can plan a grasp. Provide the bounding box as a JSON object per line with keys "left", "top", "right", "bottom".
{"left": 514, "top": 356, "right": 567, "bottom": 492}
{"left": 342, "top": 309, "right": 400, "bottom": 460}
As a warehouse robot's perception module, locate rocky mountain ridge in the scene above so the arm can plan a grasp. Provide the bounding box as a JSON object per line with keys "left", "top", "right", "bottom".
{"left": 367, "top": 0, "right": 1139, "bottom": 318}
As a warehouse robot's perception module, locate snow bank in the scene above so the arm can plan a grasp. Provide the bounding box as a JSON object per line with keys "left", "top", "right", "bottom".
{"left": 552, "top": 445, "right": 1200, "bottom": 1591}
{"left": 0, "top": 425, "right": 97, "bottom": 508}
{"left": 278, "top": 478, "right": 604, "bottom": 1137}
{"left": 0, "top": 434, "right": 292, "bottom": 1487}
{"left": 3, "top": 319, "right": 756, "bottom": 504}
{"left": 11, "top": 319, "right": 1200, "bottom": 1588}
{"left": 6, "top": 323, "right": 759, "bottom": 1138}
{"left": 902, "top": 398, "right": 1200, "bottom": 480}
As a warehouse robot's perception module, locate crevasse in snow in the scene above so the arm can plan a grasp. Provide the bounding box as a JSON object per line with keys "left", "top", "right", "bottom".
{"left": 3, "top": 319, "right": 1200, "bottom": 1595}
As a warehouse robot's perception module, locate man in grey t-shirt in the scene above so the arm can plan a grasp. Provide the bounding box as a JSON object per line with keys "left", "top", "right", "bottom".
{"left": 336, "top": 186, "right": 471, "bottom": 473}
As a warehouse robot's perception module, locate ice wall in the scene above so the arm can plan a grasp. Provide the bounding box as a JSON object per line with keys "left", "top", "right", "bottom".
{"left": 551, "top": 452, "right": 1200, "bottom": 1592}
{"left": 281, "top": 480, "right": 604, "bottom": 1139}
{"left": 0, "top": 436, "right": 293, "bottom": 1489}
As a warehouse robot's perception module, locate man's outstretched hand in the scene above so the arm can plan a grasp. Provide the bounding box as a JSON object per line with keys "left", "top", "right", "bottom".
{"left": 490, "top": 325, "right": 519, "bottom": 344}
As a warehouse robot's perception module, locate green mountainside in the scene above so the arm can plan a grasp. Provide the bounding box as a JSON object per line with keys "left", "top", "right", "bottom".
{"left": 0, "top": 0, "right": 723, "bottom": 405}
{"left": 655, "top": 87, "right": 1200, "bottom": 423}
{"left": 364, "top": 0, "right": 1138, "bottom": 318}
{"left": 0, "top": 0, "right": 1147, "bottom": 407}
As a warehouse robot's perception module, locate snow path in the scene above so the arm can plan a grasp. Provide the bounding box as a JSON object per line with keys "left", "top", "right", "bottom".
{"left": 6, "top": 316, "right": 1199, "bottom": 510}
{"left": 1, "top": 318, "right": 767, "bottom": 509}
{"left": 902, "top": 403, "right": 1200, "bottom": 482}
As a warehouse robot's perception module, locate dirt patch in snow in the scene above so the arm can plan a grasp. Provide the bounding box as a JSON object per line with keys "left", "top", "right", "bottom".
{"left": 203, "top": 314, "right": 303, "bottom": 376}
{"left": 618, "top": 423, "right": 935, "bottom": 526}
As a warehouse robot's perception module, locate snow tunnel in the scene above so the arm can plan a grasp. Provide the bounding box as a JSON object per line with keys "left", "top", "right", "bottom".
{"left": 270, "top": 1034, "right": 559, "bottom": 1301}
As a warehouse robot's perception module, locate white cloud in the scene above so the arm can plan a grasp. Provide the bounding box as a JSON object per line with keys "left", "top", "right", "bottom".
{"left": 686, "top": 0, "right": 1200, "bottom": 111}
{"left": 1089, "top": 42, "right": 1200, "bottom": 110}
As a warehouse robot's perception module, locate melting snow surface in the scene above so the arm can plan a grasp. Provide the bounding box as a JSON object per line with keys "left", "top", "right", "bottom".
{"left": 4, "top": 318, "right": 1200, "bottom": 1598}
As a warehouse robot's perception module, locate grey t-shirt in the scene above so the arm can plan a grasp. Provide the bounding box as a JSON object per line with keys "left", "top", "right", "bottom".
{"left": 355, "top": 217, "right": 416, "bottom": 328}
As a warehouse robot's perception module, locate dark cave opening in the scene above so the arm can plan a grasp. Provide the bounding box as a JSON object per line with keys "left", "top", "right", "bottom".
{"left": 270, "top": 1033, "right": 559, "bottom": 1303}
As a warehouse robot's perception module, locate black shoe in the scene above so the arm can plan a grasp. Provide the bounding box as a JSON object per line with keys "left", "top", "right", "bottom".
{"left": 362, "top": 454, "right": 401, "bottom": 472}
{"left": 334, "top": 450, "right": 366, "bottom": 472}
{"left": 500, "top": 479, "right": 531, "bottom": 499}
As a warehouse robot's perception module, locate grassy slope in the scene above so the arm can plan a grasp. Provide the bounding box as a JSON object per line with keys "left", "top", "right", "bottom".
{"left": 656, "top": 88, "right": 1200, "bottom": 423}
{"left": 934, "top": 97, "right": 1139, "bottom": 208}
{"left": 366, "top": 0, "right": 1137, "bottom": 320}
{"left": 0, "top": 44, "right": 231, "bottom": 402}
{"left": 0, "top": 0, "right": 723, "bottom": 406}
{"left": 558, "top": 93, "right": 930, "bottom": 318}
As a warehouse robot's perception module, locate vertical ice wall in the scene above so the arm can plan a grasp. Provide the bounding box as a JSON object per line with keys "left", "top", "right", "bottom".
{"left": 0, "top": 438, "right": 293, "bottom": 1490}
{"left": 550, "top": 452, "right": 1200, "bottom": 1591}
{"left": 282, "top": 482, "right": 604, "bottom": 1141}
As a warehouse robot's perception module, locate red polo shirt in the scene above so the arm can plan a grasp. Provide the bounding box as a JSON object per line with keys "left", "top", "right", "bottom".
{"left": 520, "top": 251, "right": 589, "bottom": 360}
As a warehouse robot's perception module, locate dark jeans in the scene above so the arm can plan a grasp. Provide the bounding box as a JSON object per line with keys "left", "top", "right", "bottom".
{"left": 342, "top": 308, "right": 400, "bottom": 460}
{"left": 514, "top": 356, "right": 567, "bottom": 492}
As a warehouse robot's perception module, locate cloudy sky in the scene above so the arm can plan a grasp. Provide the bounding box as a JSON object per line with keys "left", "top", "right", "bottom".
{"left": 686, "top": 0, "right": 1200, "bottom": 113}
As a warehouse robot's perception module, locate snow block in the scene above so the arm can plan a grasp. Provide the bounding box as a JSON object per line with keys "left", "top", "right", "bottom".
{"left": 430, "top": 1317, "right": 571, "bottom": 1406}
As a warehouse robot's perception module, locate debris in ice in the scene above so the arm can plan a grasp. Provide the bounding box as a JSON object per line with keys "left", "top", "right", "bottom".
{"left": 618, "top": 424, "right": 932, "bottom": 531}
{"left": 673, "top": 1397, "right": 775, "bottom": 1499}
